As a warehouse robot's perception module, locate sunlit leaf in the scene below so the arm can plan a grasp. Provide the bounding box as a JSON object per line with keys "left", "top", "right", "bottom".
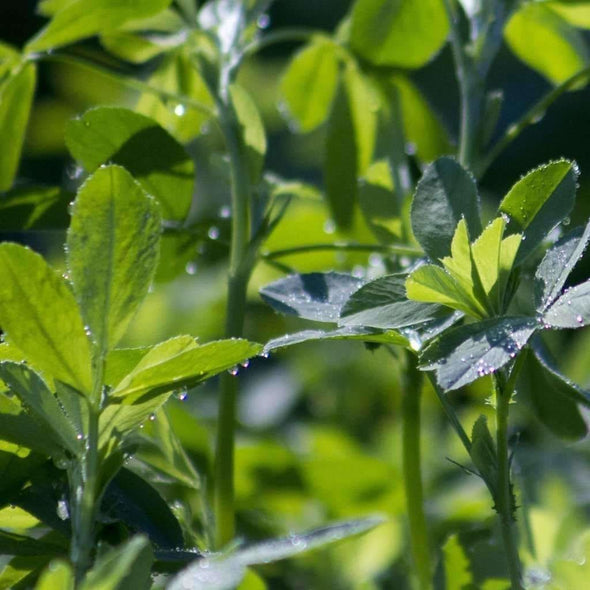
{"left": 66, "top": 107, "right": 194, "bottom": 221}
{"left": 0, "top": 244, "right": 93, "bottom": 394}
{"left": 67, "top": 165, "right": 161, "bottom": 353}
{"left": 35, "top": 560, "right": 74, "bottom": 590}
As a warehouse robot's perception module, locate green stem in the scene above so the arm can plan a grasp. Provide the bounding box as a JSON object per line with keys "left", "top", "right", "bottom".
{"left": 494, "top": 375, "right": 523, "bottom": 590}
{"left": 402, "top": 352, "right": 432, "bottom": 590}
{"left": 262, "top": 242, "right": 422, "bottom": 260}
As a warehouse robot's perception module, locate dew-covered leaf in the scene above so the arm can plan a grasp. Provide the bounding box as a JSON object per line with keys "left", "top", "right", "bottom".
{"left": 0, "top": 63, "right": 37, "bottom": 192}
{"left": 420, "top": 317, "right": 538, "bottom": 391}
{"left": 66, "top": 107, "right": 194, "bottom": 221}
{"left": 79, "top": 536, "right": 153, "bottom": 590}
{"left": 67, "top": 165, "right": 161, "bottom": 353}
{"left": 519, "top": 344, "right": 588, "bottom": 440}
{"left": 0, "top": 244, "right": 93, "bottom": 394}
{"left": 260, "top": 272, "right": 364, "bottom": 323}
{"left": 339, "top": 274, "right": 444, "bottom": 329}
{"left": 26, "top": 0, "right": 173, "bottom": 54}
{"left": 534, "top": 220, "right": 590, "bottom": 311}
{"left": 349, "top": 0, "right": 449, "bottom": 68}
{"left": 411, "top": 157, "right": 481, "bottom": 261}
{"left": 543, "top": 279, "right": 590, "bottom": 329}
{"left": 499, "top": 159, "right": 578, "bottom": 263}
{"left": 280, "top": 39, "right": 339, "bottom": 132}
{"left": 168, "top": 517, "right": 384, "bottom": 590}
{"left": 505, "top": 3, "right": 589, "bottom": 85}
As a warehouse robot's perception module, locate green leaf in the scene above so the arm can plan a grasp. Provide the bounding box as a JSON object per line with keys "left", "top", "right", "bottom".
{"left": 349, "top": 0, "right": 449, "bottom": 68}
{"left": 0, "top": 363, "right": 81, "bottom": 456}
{"left": 549, "top": 1, "right": 590, "bottom": 29}
{"left": 420, "top": 317, "right": 538, "bottom": 391}
{"left": 0, "top": 63, "right": 36, "bottom": 192}
{"left": 339, "top": 274, "right": 444, "bottom": 329}
{"left": 280, "top": 39, "right": 340, "bottom": 132}
{"left": 34, "top": 560, "right": 74, "bottom": 590}
{"left": 324, "top": 76, "right": 358, "bottom": 229}
{"left": 0, "top": 243, "right": 93, "bottom": 394}
{"left": 519, "top": 345, "right": 587, "bottom": 440}
{"left": 442, "top": 535, "right": 474, "bottom": 589}
{"left": 79, "top": 536, "right": 153, "bottom": 590}
{"left": 0, "top": 530, "right": 64, "bottom": 557}
{"left": 230, "top": 84, "right": 267, "bottom": 184}
{"left": 534, "top": 220, "right": 590, "bottom": 311}
{"left": 260, "top": 272, "right": 364, "bottom": 323}
{"left": 105, "top": 347, "right": 152, "bottom": 386}
{"left": 111, "top": 338, "right": 262, "bottom": 402}
{"left": 499, "top": 159, "right": 578, "bottom": 263}
{"left": 411, "top": 157, "right": 481, "bottom": 261}
{"left": 100, "top": 31, "right": 172, "bottom": 64}
{"left": 470, "top": 416, "right": 498, "bottom": 500}
{"left": 543, "top": 279, "right": 590, "bottom": 328}
{"left": 504, "top": 2, "right": 589, "bottom": 85}
{"left": 65, "top": 107, "right": 194, "bottom": 221}
{"left": 26, "top": 0, "right": 173, "bottom": 54}
{"left": 67, "top": 165, "right": 161, "bottom": 353}
{"left": 0, "top": 186, "right": 71, "bottom": 230}
{"left": 168, "top": 517, "right": 384, "bottom": 590}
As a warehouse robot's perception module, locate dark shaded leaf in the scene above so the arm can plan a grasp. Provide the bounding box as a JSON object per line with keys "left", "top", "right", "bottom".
{"left": 470, "top": 416, "right": 497, "bottom": 501}
{"left": 0, "top": 186, "right": 71, "bottom": 230}
{"left": 0, "top": 530, "right": 64, "bottom": 557}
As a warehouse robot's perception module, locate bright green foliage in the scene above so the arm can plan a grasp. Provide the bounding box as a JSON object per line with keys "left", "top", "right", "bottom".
{"left": 0, "top": 63, "right": 36, "bottom": 192}
{"left": 26, "top": 0, "right": 173, "bottom": 54}
{"left": 505, "top": 2, "right": 589, "bottom": 85}
{"left": 349, "top": 0, "right": 449, "bottom": 68}
{"left": 66, "top": 108, "right": 194, "bottom": 221}
{"left": 34, "top": 560, "right": 74, "bottom": 590}
{"left": 0, "top": 243, "right": 93, "bottom": 394}
{"left": 67, "top": 165, "right": 161, "bottom": 354}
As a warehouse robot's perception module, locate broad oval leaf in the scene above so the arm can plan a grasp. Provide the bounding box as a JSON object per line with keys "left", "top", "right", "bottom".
{"left": 65, "top": 107, "right": 194, "bottom": 221}
{"left": 499, "top": 159, "right": 578, "bottom": 263}
{"left": 260, "top": 272, "right": 364, "bottom": 323}
{"left": 67, "top": 165, "right": 161, "bottom": 353}
{"left": 349, "top": 0, "right": 449, "bottom": 68}
{"left": 340, "top": 274, "right": 444, "bottom": 329}
{"left": 504, "top": 3, "right": 589, "bottom": 85}
{"left": 0, "top": 243, "right": 93, "bottom": 394}
{"left": 411, "top": 157, "right": 481, "bottom": 261}
{"left": 534, "top": 220, "right": 590, "bottom": 311}
{"left": 280, "top": 39, "right": 340, "bottom": 133}
{"left": 420, "top": 317, "right": 538, "bottom": 391}
{"left": 26, "top": 0, "right": 173, "bottom": 54}
{"left": 543, "top": 279, "right": 590, "bottom": 328}
{"left": 0, "top": 63, "right": 37, "bottom": 192}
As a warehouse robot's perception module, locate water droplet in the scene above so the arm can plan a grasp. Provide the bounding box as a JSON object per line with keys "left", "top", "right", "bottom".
{"left": 405, "top": 142, "right": 417, "bottom": 155}
{"left": 174, "top": 103, "right": 186, "bottom": 117}
{"left": 84, "top": 325, "right": 92, "bottom": 337}
{"left": 228, "top": 366, "right": 239, "bottom": 376}
{"left": 368, "top": 253, "right": 383, "bottom": 268}
{"left": 257, "top": 13, "right": 271, "bottom": 29}
{"left": 208, "top": 226, "right": 220, "bottom": 240}
{"left": 67, "top": 163, "right": 83, "bottom": 180}
{"left": 185, "top": 261, "right": 198, "bottom": 275}
{"left": 219, "top": 205, "right": 231, "bottom": 218}
{"left": 76, "top": 433, "right": 84, "bottom": 441}
{"left": 149, "top": 413, "right": 156, "bottom": 421}
{"left": 57, "top": 499, "right": 69, "bottom": 520}
{"left": 177, "top": 390, "right": 188, "bottom": 401}
{"left": 260, "top": 351, "right": 270, "bottom": 359}
{"left": 563, "top": 217, "right": 571, "bottom": 226}
{"left": 240, "top": 359, "right": 250, "bottom": 368}
{"left": 576, "top": 314, "right": 584, "bottom": 325}
{"left": 323, "top": 219, "right": 336, "bottom": 234}
{"left": 67, "top": 200, "right": 76, "bottom": 215}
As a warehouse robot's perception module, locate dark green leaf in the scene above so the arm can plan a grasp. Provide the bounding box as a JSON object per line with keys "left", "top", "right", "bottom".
{"left": 0, "top": 186, "right": 71, "bottom": 230}
{"left": 67, "top": 165, "right": 161, "bottom": 353}
{"left": 420, "top": 317, "right": 538, "bottom": 391}
{"left": 534, "top": 220, "right": 590, "bottom": 311}
{"left": 324, "top": 76, "right": 358, "bottom": 229}
{"left": 470, "top": 416, "right": 497, "bottom": 500}
{"left": 499, "top": 159, "right": 578, "bottom": 263}
{"left": 26, "top": 0, "right": 173, "bottom": 54}
{"left": 79, "top": 536, "right": 153, "bottom": 590}
{"left": 339, "top": 274, "right": 444, "bottom": 329}
{"left": 411, "top": 157, "right": 481, "bottom": 261}
{"left": 0, "top": 63, "right": 36, "bottom": 192}
{"left": 543, "top": 279, "right": 590, "bottom": 328}
{"left": 65, "top": 107, "right": 194, "bottom": 221}
{"left": 519, "top": 345, "right": 587, "bottom": 440}
{"left": 349, "top": 0, "right": 449, "bottom": 68}
{"left": 0, "top": 244, "right": 93, "bottom": 395}
{"left": 0, "top": 530, "right": 64, "bottom": 557}
{"left": 260, "top": 272, "right": 364, "bottom": 323}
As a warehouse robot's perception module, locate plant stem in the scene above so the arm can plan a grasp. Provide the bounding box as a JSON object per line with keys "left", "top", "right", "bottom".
{"left": 262, "top": 242, "right": 422, "bottom": 260}
{"left": 494, "top": 375, "right": 523, "bottom": 590}
{"left": 402, "top": 352, "right": 432, "bottom": 590}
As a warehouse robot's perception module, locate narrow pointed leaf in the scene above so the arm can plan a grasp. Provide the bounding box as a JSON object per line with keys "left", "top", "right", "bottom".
{"left": 349, "top": 0, "right": 449, "bottom": 68}
{"left": 67, "top": 165, "right": 161, "bottom": 353}
{"left": 470, "top": 416, "right": 498, "bottom": 500}
{"left": 543, "top": 280, "right": 590, "bottom": 328}
{"left": 535, "top": 220, "right": 590, "bottom": 311}
{"left": 0, "top": 63, "right": 37, "bottom": 192}
{"left": 0, "top": 244, "right": 92, "bottom": 394}
{"left": 260, "top": 272, "right": 364, "bottom": 323}
{"left": 0, "top": 363, "right": 81, "bottom": 456}
{"left": 280, "top": 39, "right": 339, "bottom": 132}
{"left": 499, "top": 159, "right": 578, "bottom": 263}
{"left": 420, "top": 317, "right": 538, "bottom": 391}
{"left": 340, "top": 274, "right": 444, "bottom": 329}
{"left": 0, "top": 186, "right": 71, "bottom": 231}
{"left": 411, "top": 157, "right": 481, "bottom": 261}
{"left": 65, "top": 107, "right": 194, "bottom": 220}
{"left": 26, "top": 0, "right": 173, "bottom": 54}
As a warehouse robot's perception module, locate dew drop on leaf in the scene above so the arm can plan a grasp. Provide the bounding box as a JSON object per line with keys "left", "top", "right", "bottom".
{"left": 208, "top": 226, "right": 220, "bottom": 240}
{"left": 228, "top": 365, "right": 239, "bottom": 376}
{"left": 185, "top": 261, "right": 198, "bottom": 275}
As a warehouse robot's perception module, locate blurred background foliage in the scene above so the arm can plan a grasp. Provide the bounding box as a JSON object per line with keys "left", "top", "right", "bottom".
{"left": 2, "top": 1, "right": 590, "bottom": 588}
